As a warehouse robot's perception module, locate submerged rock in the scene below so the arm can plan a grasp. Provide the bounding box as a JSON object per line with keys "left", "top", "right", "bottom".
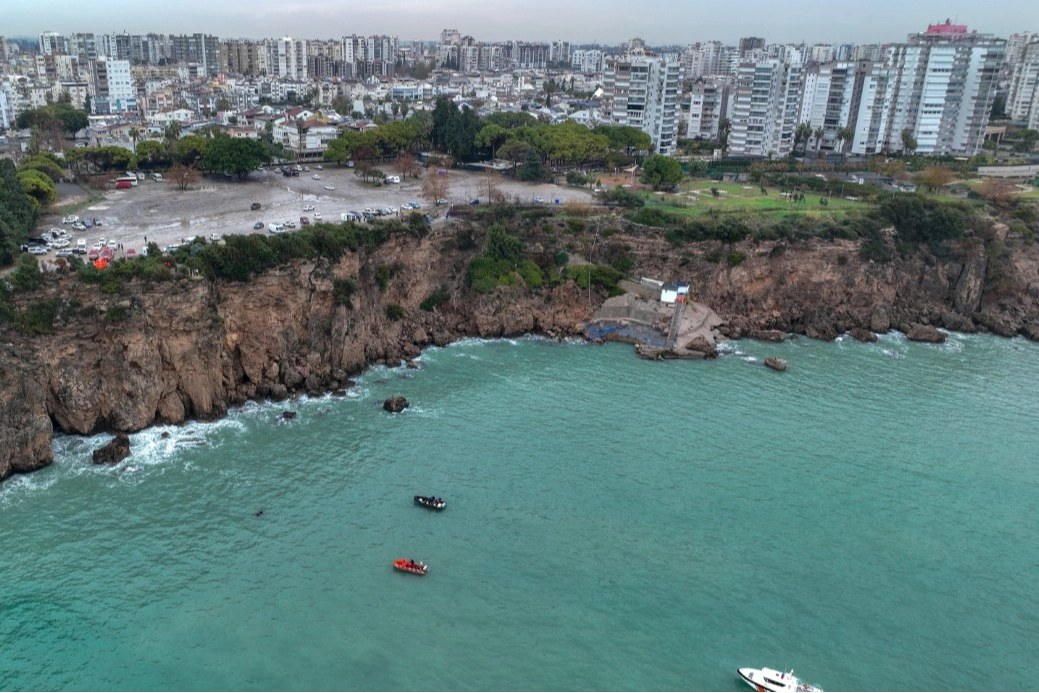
{"left": 747, "top": 329, "right": 785, "bottom": 343}
{"left": 383, "top": 396, "right": 410, "bottom": 413}
{"left": 282, "top": 411, "right": 297, "bottom": 420}
{"left": 848, "top": 327, "right": 877, "bottom": 343}
{"left": 93, "top": 434, "right": 131, "bottom": 465}
{"left": 905, "top": 324, "right": 946, "bottom": 344}
{"left": 764, "top": 357, "right": 787, "bottom": 372}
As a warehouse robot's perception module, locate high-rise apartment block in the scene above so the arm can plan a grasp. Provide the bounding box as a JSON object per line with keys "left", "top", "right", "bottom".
{"left": 728, "top": 60, "right": 803, "bottom": 156}
{"left": 1008, "top": 39, "right": 1039, "bottom": 129}
{"left": 602, "top": 45, "right": 683, "bottom": 155}
{"left": 881, "top": 22, "right": 1004, "bottom": 155}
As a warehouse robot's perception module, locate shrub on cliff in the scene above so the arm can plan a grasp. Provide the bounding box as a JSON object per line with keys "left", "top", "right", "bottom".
{"left": 565, "top": 264, "right": 624, "bottom": 295}
{"left": 11, "top": 254, "right": 42, "bottom": 292}
{"left": 878, "top": 195, "right": 970, "bottom": 245}
{"left": 386, "top": 304, "right": 406, "bottom": 321}
{"left": 517, "top": 260, "right": 543, "bottom": 289}
{"left": 467, "top": 256, "right": 514, "bottom": 294}
{"left": 332, "top": 278, "right": 357, "bottom": 309}
{"left": 420, "top": 285, "right": 451, "bottom": 311}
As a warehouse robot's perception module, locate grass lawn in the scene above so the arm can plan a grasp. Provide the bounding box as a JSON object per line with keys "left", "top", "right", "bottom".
{"left": 641, "top": 180, "right": 871, "bottom": 218}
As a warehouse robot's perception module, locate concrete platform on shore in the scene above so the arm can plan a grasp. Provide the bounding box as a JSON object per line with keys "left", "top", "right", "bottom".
{"left": 585, "top": 294, "right": 724, "bottom": 358}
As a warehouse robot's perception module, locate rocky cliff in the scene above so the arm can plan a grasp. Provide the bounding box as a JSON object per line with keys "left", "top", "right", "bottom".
{"left": 3, "top": 221, "right": 1039, "bottom": 482}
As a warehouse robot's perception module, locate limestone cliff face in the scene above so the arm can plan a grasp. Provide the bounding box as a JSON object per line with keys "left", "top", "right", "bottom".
{"left": 3, "top": 225, "right": 1039, "bottom": 482}
{"left": 0, "top": 229, "right": 592, "bottom": 481}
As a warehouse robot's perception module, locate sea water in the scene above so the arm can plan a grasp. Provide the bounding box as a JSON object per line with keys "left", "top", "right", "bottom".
{"left": 2, "top": 333, "right": 1038, "bottom": 691}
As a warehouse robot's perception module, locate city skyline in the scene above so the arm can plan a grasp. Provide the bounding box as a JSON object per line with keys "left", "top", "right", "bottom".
{"left": 5, "top": 0, "right": 1036, "bottom": 45}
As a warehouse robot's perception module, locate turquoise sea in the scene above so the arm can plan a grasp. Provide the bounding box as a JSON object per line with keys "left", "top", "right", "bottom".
{"left": 2, "top": 333, "right": 1038, "bottom": 691}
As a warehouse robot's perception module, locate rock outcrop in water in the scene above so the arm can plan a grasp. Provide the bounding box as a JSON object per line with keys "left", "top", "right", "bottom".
{"left": 383, "top": 397, "right": 410, "bottom": 413}
{"left": 92, "top": 434, "right": 131, "bottom": 464}
{"left": 3, "top": 218, "right": 1039, "bottom": 482}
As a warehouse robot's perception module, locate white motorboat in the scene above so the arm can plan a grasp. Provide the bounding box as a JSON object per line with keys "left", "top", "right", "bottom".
{"left": 738, "top": 667, "right": 822, "bottom": 692}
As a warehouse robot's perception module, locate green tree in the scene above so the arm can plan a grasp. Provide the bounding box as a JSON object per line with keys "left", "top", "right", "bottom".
{"left": 485, "top": 224, "right": 523, "bottom": 262}
{"left": 813, "top": 126, "right": 825, "bottom": 156}
{"left": 200, "top": 137, "right": 271, "bottom": 178}
{"left": 543, "top": 78, "right": 559, "bottom": 108}
{"left": 128, "top": 127, "right": 140, "bottom": 153}
{"left": 900, "top": 128, "right": 917, "bottom": 156}
{"left": 135, "top": 139, "right": 170, "bottom": 169}
{"left": 836, "top": 126, "right": 855, "bottom": 161}
{"left": 475, "top": 124, "right": 509, "bottom": 159}
{"left": 516, "top": 148, "right": 547, "bottom": 181}
{"left": 641, "top": 154, "right": 683, "bottom": 189}
{"left": 174, "top": 135, "right": 210, "bottom": 166}
{"left": 718, "top": 118, "right": 732, "bottom": 157}
{"left": 794, "top": 123, "right": 813, "bottom": 155}
{"left": 11, "top": 254, "right": 42, "bottom": 291}
{"left": 16, "top": 169, "right": 57, "bottom": 207}
{"left": 18, "top": 155, "right": 64, "bottom": 182}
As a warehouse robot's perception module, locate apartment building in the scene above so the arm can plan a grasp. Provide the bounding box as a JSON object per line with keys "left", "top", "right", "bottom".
{"left": 272, "top": 37, "right": 308, "bottom": 80}
{"left": 602, "top": 46, "right": 682, "bottom": 155}
{"left": 798, "top": 61, "right": 862, "bottom": 154}
{"left": 571, "top": 49, "right": 605, "bottom": 74}
{"left": 686, "top": 79, "right": 733, "bottom": 140}
{"left": 849, "top": 63, "right": 898, "bottom": 155}
{"left": 882, "top": 22, "right": 1005, "bottom": 155}
{"left": 1008, "top": 39, "right": 1039, "bottom": 128}
{"left": 39, "top": 32, "right": 69, "bottom": 56}
{"left": 728, "top": 60, "right": 803, "bottom": 157}
{"left": 222, "top": 40, "right": 263, "bottom": 77}
{"left": 86, "top": 57, "right": 136, "bottom": 114}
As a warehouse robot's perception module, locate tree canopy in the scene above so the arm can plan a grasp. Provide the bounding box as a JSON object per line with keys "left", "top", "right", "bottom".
{"left": 641, "top": 155, "right": 683, "bottom": 189}
{"left": 0, "top": 159, "right": 39, "bottom": 265}
{"left": 200, "top": 137, "right": 270, "bottom": 178}
{"left": 15, "top": 103, "right": 88, "bottom": 134}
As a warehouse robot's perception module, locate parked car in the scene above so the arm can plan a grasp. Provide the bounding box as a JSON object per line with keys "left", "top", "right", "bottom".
{"left": 300, "top": 216, "right": 310, "bottom": 225}
{"left": 324, "top": 185, "right": 335, "bottom": 191}
{"left": 28, "top": 246, "right": 48, "bottom": 255}
{"left": 125, "top": 248, "right": 137, "bottom": 258}
{"left": 302, "top": 204, "right": 315, "bottom": 212}
{"left": 268, "top": 223, "right": 284, "bottom": 234}
{"left": 55, "top": 249, "right": 74, "bottom": 257}
{"left": 534, "top": 196, "right": 545, "bottom": 204}
{"left": 209, "top": 234, "right": 221, "bottom": 241}
{"left": 313, "top": 212, "right": 322, "bottom": 221}
{"left": 470, "top": 198, "right": 480, "bottom": 205}
{"left": 253, "top": 221, "right": 265, "bottom": 230}
{"left": 72, "top": 247, "right": 87, "bottom": 255}
{"left": 250, "top": 202, "right": 262, "bottom": 211}
{"left": 62, "top": 215, "right": 79, "bottom": 224}
{"left": 283, "top": 220, "right": 296, "bottom": 229}
{"left": 384, "top": 175, "right": 400, "bottom": 184}
{"left": 315, "top": 165, "right": 323, "bottom": 170}
{"left": 312, "top": 174, "right": 320, "bottom": 180}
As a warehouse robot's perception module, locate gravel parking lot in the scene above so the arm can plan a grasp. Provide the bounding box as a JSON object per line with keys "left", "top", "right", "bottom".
{"left": 39, "top": 169, "right": 595, "bottom": 255}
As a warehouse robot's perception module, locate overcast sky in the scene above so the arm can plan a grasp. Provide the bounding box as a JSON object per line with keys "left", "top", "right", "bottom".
{"left": 6, "top": 0, "right": 1035, "bottom": 44}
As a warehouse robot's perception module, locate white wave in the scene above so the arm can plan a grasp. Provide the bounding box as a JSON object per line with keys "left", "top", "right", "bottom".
{"left": 0, "top": 470, "right": 60, "bottom": 507}
{"left": 742, "top": 356, "right": 759, "bottom": 363}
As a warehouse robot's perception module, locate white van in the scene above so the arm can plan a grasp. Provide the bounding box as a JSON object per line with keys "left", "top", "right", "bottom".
{"left": 268, "top": 223, "right": 284, "bottom": 234}
{"left": 384, "top": 175, "right": 400, "bottom": 184}
{"left": 77, "top": 238, "right": 87, "bottom": 250}
{"left": 152, "top": 173, "right": 163, "bottom": 181}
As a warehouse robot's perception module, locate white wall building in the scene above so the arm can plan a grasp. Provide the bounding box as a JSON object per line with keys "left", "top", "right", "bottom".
{"left": 686, "top": 80, "right": 732, "bottom": 140}
{"left": 728, "top": 60, "right": 802, "bottom": 157}
{"left": 1008, "top": 39, "right": 1039, "bottom": 127}
{"left": 798, "top": 61, "right": 860, "bottom": 154}
{"left": 882, "top": 22, "right": 1005, "bottom": 155}
{"left": 86, "top": 57, "right": 136, "bottom": 113}
{"left": 602, "top": 47, "right": 682, "bottom": 155}
{"left": 571, "top": 49, "right": 604, "bottom": 74}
